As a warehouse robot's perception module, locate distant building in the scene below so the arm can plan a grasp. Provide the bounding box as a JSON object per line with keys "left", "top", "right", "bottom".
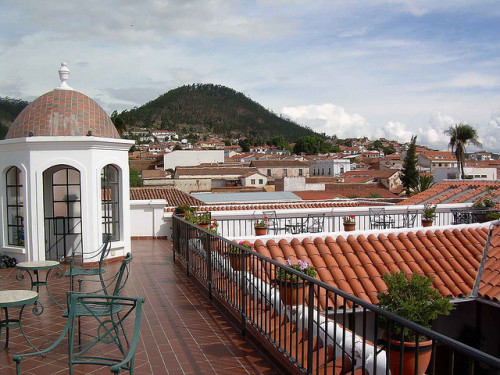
{"left": 250, "top": 159, "right": 310, "bottom": 180}
{"left": 309, "top": 158, "right": 351, "bottom": 177}
{"left": 164, "top": 150, "right": 225, "bottom": 170}
{"left": 417, "top": 151, "right": 457, "bottom": 173}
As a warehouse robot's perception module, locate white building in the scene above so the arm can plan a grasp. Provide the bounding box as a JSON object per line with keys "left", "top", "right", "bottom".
{"left": 309, "top": 158, "right": 351, "bottom": 177}
{"left": 434, "top": 167, "right": 497, "bottom": 182}
{"left": 0, "top": 63, "right": 134, "bottom": 263}
{"left": 163, "top": 150, "right": 225, "bottom": 170}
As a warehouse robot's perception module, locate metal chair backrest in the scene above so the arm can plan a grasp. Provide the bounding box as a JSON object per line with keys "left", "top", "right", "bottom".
{"left": 405, "top": 210, "right": 418, "bottom": 227}
{"left": 263, "top": 210, "right": 280, "bottom": 234}
{"left": 369, "top": 207, "right": 385, "bottom": 228}
{"left": 305, "top": 214, "right": 325, "bottom": 233}
{"left": 67, "top": 234, "right": 112, "bottom": 291}
{"left": 13, "top": 295, "right": 145, "bottom": 374}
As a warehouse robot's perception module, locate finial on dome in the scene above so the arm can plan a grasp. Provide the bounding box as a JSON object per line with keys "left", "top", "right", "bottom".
{"left": 55, "top": 62, "right": 73, "bottom": 90}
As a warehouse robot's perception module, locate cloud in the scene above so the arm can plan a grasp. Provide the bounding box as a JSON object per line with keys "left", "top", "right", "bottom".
{"left": 281, "top": 103, "right": 380, "bottom": 139}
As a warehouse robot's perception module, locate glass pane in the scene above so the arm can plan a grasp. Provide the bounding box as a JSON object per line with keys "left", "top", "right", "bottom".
{"left": 68, "top": 169, "right": 80, "bottom": 184}
{"left": 68, "top": 218, "right": 81, "bottom": 234}
{"left": 6, "top": 167, "right": 20, "bottom": 185}
{"left": 54, "top": 202, "right": 68, "bottom": 217}
{"left": 68, "top": 201, "right": 81, "bottom": 217}
{"left": 53, "top": 186, "right": 67, "bottom": 201}
{"left": 67, "top": 186, "right": 80, "bottom": 201}
{"left": 7, "top": 187, "right": 18, "bottom": 205}
{"left": 53, "top": 169, "right": 67, "bottom": 185}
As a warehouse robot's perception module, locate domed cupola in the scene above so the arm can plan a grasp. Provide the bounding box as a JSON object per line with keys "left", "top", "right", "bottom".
{"left": 6, "top": 62, "right": 120, "bottom": 139}
{"left": 0, "top": 62, "right": 134, "bottom": 263}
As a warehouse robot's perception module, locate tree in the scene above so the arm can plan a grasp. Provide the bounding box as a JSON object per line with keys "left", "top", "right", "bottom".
{"left": 238, "top": 138, "right": 251, "bottom": 152}
{"left": 110, "top": 110, "right": 127, "bottom": 135}
{"left": 130, "top": 169, "right": 143, "bottom": 187}
{"left": 443, "top": 123, "right": 482, "bottom": 179}
{"left": 415, "top": 174, "right": 435, "bottom": 193}
{"left": 293, "top": 135, "right": 332, "bottom": 155}
{"left": 401, "top": 135, "right": 419, "bottom": 196}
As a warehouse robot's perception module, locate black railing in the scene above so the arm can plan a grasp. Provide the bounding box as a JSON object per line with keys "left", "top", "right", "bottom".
{"left": 44, "top": 217, "right": 82, "bottom": 261}
{"left": 172, "top": 215, "right": 500, "bottom": 375}
{"left": 213, "top": 210, "right": 454, "bottom": 238}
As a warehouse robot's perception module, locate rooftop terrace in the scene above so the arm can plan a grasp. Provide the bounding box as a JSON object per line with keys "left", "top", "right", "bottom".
{"left": 0, "top": 239, "right": 280, "bottom": 375}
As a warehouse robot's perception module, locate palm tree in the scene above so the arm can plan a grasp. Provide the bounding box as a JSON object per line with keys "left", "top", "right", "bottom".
{"left": 415, "top": 174, "right": 435, "bottom": 193}
{"left": 443, "top": 123, "right": 482, "bottom": 180}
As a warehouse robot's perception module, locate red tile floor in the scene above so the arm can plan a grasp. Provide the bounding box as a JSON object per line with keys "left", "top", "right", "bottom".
{"left": 0, "top": 239, "right": 282, "bottom": 374}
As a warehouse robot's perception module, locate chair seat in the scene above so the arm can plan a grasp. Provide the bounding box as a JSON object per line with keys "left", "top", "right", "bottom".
{"left": 65, "top": 268, "right": 106, "bottom": 277}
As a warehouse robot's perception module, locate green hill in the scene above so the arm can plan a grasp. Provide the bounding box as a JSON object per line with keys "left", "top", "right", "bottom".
{"left": 0, "top": 97, "right": 29, "bottom": 139}
{"left": 118, "top": 84, "right": 315, "bottom": 141}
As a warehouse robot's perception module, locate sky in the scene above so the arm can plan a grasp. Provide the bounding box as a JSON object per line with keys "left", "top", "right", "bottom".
{"left": 1, "top": 0, "right": 500, "bottom": 152}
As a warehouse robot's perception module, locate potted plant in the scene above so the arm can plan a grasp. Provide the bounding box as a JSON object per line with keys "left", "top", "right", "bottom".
{"left": 377, "top": 271, "right": 453, "bottom": 375}
{"left": 254, "top": 216, "right": 269, "bottom": 236}
{"left": 275, "top": 259, "right": 317, "bottom": 305}
{"left": 197, "top": 211, "right": 212, "bottom": 228}
{"left": 472, "top": 190, "right": 497, "bottom": 222}
{"left": 421, "top": 203, "right": 436, "bottom": 227}
{"left": 342, "top": 215, "right": 356, "bottom": 231}
{"left": 174, "top": 204, "right": 196, "bottom": 216}
{"left": 226, "top": 241, "right": 253, "bottom": 271}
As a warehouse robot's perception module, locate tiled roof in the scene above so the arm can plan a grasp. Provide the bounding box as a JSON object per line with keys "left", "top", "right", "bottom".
{"left": 419, "top": 150, "right": 455, "bottom": 161}
{"left": 293, "top": 191, "right": 351, "bottom": 200}
{"left": 164, "top": 201, "right": 360, "bottom": 212}
{"left": 478, "top": 223, "right": 500, "bottom": 301}
{"left": 250, "top": 160, "right": 310, "bottom": 168}
{"left": 399, "top": 181, "right": 500, "bottom": 206}
{"left": 325, "top": 183, "right": 401, "bottom": 199}
{"left": 6, "top": 90, "right": 120, "bottom": 139}
{"left": 176, "top": 166, "right": 259, "bottom": 176}
{"left": 251, "top": 225, "right": 491, "bottom": 308}
{"left": 141, "top": 170, "right": 166, "bottom": 179}
{"left": 343, "top": 170, "right": 399, "bottom": 179}
{"left": 130, "top": 187, "right": 204, "bottom": 206}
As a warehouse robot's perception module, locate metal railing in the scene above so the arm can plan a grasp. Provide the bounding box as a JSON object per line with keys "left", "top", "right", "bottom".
{"left": 172, "top": 216, "right": 500, "bottom": 375}
{"left": 213, "top": 209, "right": 454, "bottom": 238}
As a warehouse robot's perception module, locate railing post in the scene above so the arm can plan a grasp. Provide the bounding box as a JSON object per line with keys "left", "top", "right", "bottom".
{"left": 241, "top": 251, "right": 247, "bottom": 337}
{"left": 207, "top": 234, "right": 213, "bottom": 301}
{"left": 306, "top": 282, "right": 314, "bottom": 375}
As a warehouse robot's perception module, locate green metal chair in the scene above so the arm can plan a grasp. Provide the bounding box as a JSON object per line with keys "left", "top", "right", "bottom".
{"left": 67, "top": 253, "right": 133, "bottom": 345}
{"left": 65, "top": 234, "right": 112, "bottom": 292}
{"left": 13, "top": 294, "right": 145, "bottom": 375}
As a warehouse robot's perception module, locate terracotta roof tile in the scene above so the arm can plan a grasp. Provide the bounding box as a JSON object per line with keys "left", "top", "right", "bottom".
{"left": 250, "top": 225, "right": 496, "bottom": 305}
{"left": 130, "top": 187, "right": 204, "bottom": 207}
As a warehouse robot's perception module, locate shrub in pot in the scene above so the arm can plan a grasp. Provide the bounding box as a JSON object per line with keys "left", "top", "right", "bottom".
{"left": 377, "top": 271, "right": 453, "bottom": 375}
{"left": 421, "top": 203, "right": 436, "bottom": 226}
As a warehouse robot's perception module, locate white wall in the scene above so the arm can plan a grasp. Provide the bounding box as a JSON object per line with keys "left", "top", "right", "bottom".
{"left": 130, "top": 200, "right": 169, "bottom": 238}
{"left": 164, "top": 150, "right": 224, "bottom": 170}
{"left": 283, "top": 177, "right": 325, "bottom": 191}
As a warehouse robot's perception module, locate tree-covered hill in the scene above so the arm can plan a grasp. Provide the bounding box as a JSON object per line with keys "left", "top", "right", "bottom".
{"left": 0, "top": 97, "right": 29, "bottom": 139}
{"left": 118, "top": 84, "right": 316, "bottom": 141}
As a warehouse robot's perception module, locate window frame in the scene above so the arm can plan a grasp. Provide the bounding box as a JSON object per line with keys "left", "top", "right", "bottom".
{"left": 101, "top": 165, "right": 121, "bottom": 241}
{"left": 6, "top": 167, "right": 24, "bottom": 246}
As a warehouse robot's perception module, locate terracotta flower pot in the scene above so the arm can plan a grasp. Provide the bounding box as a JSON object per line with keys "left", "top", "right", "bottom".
{"left": 277, "top": 280, "right": 307, "bottom": 306}
{"left": 254, "top": 226, "right": 267, "bottom": 236}
{"left": 421, "top": 219, "right": 433, "bottom": 227}
{"left": 388, "top": 338, "right": 433, "bottom": 375}
{"left": 343, "top": 222, "right": 355, "bottom": 231}
{"left": 199, "top": 222, "right": 210, "bottom": 229}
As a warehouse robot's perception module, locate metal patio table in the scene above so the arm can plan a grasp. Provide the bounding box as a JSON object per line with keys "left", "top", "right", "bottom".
{"left": 16, "top": 260, "right": 63, "bottom": 310}
{"left": 0, "top": 289, "right": 39, "bottom": 350}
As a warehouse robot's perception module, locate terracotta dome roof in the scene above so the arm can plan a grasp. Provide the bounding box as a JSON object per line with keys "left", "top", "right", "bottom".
{"left": 6, "top": 89, "right": 120, "bottom": 139}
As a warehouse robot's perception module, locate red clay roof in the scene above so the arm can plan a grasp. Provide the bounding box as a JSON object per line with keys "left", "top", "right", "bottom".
{"left": 399, "top": 181, "right": 500, "bottom": 206}
{"left": 164, "top": 201, "right": 360, "bottom": 212}
{"left": 7, "top": 90, "right": 120, "bottom": 139}
{"left": 130, "top": 187, "right": 204, "bottom": 206}
{"left": 248, "top": 226, "right": 495, "bottom": 309}
{"left": 325, "top": 183, "right": 400, "bottom": 199}
{"left": 478, "top": 223, "right": 500, "bottom": 301}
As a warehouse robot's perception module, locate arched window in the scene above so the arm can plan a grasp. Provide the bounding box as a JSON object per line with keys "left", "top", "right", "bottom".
{"left": 101, "top": 165, "right": 120, "bottom": 241}
{"left": 6, "top": 167, "right": 24, "bottom": 246}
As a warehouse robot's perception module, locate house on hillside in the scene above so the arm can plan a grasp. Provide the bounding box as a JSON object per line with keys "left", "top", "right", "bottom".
{"left": 250, "top": 159, "right": 310, "bottom": 180}
{"left": 418, "top": 150, "right": 458, "bottom": 173}
{"left": 308, "top": 157, "right": 351, "bottom": 177}
{"left": 343, "top": 170, "right": 402, "bottom": 192}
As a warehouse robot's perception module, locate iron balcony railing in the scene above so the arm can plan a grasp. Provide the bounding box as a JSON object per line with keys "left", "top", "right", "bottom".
{"left": 213, "top": 209, "right": 454, "bottom": 238}
{"left": 172, "top": 215, "right": 500, "bottom": 375}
